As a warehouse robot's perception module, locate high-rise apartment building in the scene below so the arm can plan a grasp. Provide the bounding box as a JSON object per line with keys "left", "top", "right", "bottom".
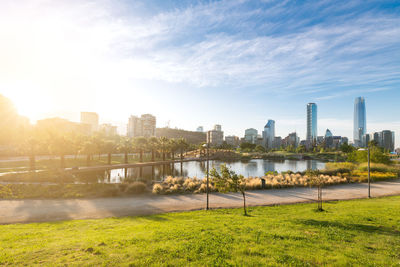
{"left": 141, "top": 114, "right": 156, "bottom": 137}
{"left": 80, "top": 112, "right": 99, "bottom": 133}
{"left": 207, "top": 125, "right": 224, "bottom": 146}
{"left": 244, "top": 128, "right": 258, "bottom": 144}
{"left": 214, "top": 124, "right": 222, "bottom": 132}
{"left": 354, "top": 97, "right": 366, "bottom": 147}
{"left": 306, "top": 103, "right": 317, "bottom": 144}
{"left": 127, "top": 114, "right": 156, "bottom": 138}
{"left": 262, "top": 120, "right": 275, "bottom": 149}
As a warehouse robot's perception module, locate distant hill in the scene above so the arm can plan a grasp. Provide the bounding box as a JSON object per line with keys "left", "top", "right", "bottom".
{"left": 156, "top": 127, "right": 206, "bottom": 144}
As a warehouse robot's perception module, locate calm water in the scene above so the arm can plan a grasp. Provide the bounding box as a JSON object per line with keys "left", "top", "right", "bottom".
{"left": 78, "top": 159, "right": 326, "bottom": 183}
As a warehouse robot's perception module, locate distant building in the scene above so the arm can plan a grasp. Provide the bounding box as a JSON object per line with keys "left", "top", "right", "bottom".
{"left": 99, "top": 123, "right": 117, "bottom": 136}
{"left": 307, "top": 103, "right": 317, "bottom": 144}
{"left": 262, "top": 120, "right": 275, "bottom": 149}
{"left": 207, "top": 129, "right": 224, "bottom": 146}
{"left": 80, "top": 112, "right": 99, "bottom": 133}
{"left": 354, "top": 97, "right": 366, "bottom": 147}
{"left": 156, "top": 127, "right": 206, "bottom": 144}
{"left": 283, "top": 132, "right": 299, "bottom": 148}
{"left": 214, "top": 124, "right": 222, "bottom": 132}
{"left": 225, "top": 135, "right": 240, "bottom": 147}
{"left": 381, "top": 130, "right": 395, "bottom": 152}
{"left": 141, "top": 114, "right": 156, "bottom": 137}
{"left": 127, "top": 114, "right": 156, "bottom": 138}
{"left": 196, "top": 126, "right": 204, "bottom": 132}
{"left": 244, "top": 128, "right": 258, "bottom": 144}
{"left": 273, "top": 136, "right": 282, "bottom": 149}
{"left": 325, "top": 129, "right": 333, "bottom": 138}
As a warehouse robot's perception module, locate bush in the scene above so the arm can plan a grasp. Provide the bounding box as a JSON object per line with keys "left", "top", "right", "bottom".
{"left": 124, "top": 182, "right": 148, "bottom": 194}
{"left": 152, "top": 183, "right": 164, "bottom": 194}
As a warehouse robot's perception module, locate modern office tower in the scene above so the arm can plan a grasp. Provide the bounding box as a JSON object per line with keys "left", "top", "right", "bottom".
{"left": 80, "top": 112, "right": 99, "bottom": 133}
{"left": 214, "top": 124, "right": 222, "bottom": 132}
{"left": 362, "top": 133, "right": 371, "bottom": 147}
{"left": 262, "top": 120, "right": 275, "bottom": 149}
{"left": 373, "top": 132, "right": 382, "bottom": 146}
{"left": 127, "top": 114, "right": 156, "bottom": 138}
{"left": 244, "top": 128, "right": 258, "bottom": 144}
{"left": 325, "top": 129, "right": 333, "bottom": 138}
{"left": 381, "top": 130, "right": 395, "bottom": 152}
{"left": 306, "top": 103, "right": 317, "bottom": 144}
{"left": 207, "top": 128, "right": 224, "bottom": 146}
{"left": 354, "top": 97, "right": 366, "bottom": 147}
{"left": 225, "top": 135, "right": 240, "bottom": 147}
{"left": 196, "top": 126, "right": 204, "bottom": 132}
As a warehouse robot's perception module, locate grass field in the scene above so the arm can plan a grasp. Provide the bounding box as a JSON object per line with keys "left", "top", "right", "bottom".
{"left": 1, "top": 197, "right": 400, "bottom": 266}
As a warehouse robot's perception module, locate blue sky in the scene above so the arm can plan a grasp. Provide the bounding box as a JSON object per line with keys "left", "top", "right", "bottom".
{"left": 0, "top": 0, "right": 399, "bottom": 146}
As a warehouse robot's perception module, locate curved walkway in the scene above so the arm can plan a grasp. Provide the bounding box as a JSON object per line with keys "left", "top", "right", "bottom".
{"left": 1, "top": 180, "right": 400, "bottom": 224}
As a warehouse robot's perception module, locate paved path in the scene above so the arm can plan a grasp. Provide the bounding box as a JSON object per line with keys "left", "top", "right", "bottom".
{"left": 1, "top": 180, "right": 400, "bottom": 224}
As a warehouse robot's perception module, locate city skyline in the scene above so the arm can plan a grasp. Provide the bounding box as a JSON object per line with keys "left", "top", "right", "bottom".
{"left": 0, "top": 1, "right": 399, "bottom": 147}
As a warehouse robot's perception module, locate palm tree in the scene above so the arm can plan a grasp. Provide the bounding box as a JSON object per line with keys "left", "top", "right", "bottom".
{"left": 159, "top": 137, "right": 169, "bottom": 161}
{"left": 133, "top": 137, "right": 148, "bottom": 162}
{"left": 104, "top": 140, "right": 117, "bottom": 165}
{"left": 169, "top": 139, "right": 179, "bottom": 161}
{"left": 118, "top": 137, "right": 132, "bottom": 164}
{"left": 22, "top": 137, "right": 40, "bottom": 171}
{"left": 80, "top": 137, "right": 97, "bottom": 166}
{"left": 148, "top": 137, "right": 159, "bottom": 161}
{"left": 177, "top": 138, "right": 189, "bottom": 161}
{"left": 48, "top": 134, "right": 72, "bottom": 169}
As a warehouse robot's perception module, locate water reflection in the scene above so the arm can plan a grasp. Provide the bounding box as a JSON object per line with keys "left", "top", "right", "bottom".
{"left": 76, "top": 159, "right": 325, "bottom": 183}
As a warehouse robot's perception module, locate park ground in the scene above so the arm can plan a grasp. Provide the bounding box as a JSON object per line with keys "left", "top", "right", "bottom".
{"left": 0, "top": 196, "right": 399, "bottom": 266}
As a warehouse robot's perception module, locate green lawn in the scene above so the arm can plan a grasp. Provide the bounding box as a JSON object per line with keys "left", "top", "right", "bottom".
{"left": 1, "top": 197, "right": 400, "bottom": 266}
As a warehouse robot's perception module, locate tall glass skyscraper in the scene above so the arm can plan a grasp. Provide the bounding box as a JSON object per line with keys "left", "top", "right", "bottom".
{"left": 262, "top": 120, "right": 275, "bottom": 149}
{"left": 354, "top": 97, "right": 366, "bottom": 147}
{"left": 307, "top": 103, "right": 317, "bottom": 143}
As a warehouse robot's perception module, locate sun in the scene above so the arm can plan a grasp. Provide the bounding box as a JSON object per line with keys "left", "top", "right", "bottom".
{"left": 3, "top": 87, "right": 51, "bottom": 123}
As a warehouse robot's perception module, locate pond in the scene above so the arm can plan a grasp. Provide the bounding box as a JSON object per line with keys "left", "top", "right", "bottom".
{"left": 76, "top": 159, "right": 326, "bottom": 183}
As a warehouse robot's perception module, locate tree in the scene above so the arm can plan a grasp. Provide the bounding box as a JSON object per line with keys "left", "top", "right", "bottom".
{"left": 133, "top": 137, "right": 148, "bottom": 162}
{"left": 306, "top": 169, "right": 324, "bottom": 211}
{"left": 210, "top": 164, "right": 248, "bottom": 215}
{"left": 169, "top": 139, "right": 179, "bottom": 160}
{"left": 80, "top": 138, "right": 97, "bottom": 166}
{"left": 296, "top": 145, "right": 306, "bottom": 153}
{"left": 159, "top": 137, "right": 169, "bottom": 161}
{"left": 21, "top": 137, "right": 40, "bottom": 170}
{"left": 240, "top": 142, "right": 256, "bottom": 151}
{"left": 148, "top": 137, "right": 159, "bottom": 161}
{"left": 340, "top": 143, "right": 355, "bottom": 153}
{"left": 255, "top": 145, "right": 265, "bottom": 153}
{"left": 104, "top": 140, "right": 117, "bottom": 164}
{"left": 177, "top": 138, "right": 189, "bottom": 161}
{"left": 348, "top": 146, "right": 391, "bottom": 164}
{"left": 48, "top": 134, "right": 72, "bottom": 169}
{"left": 118, "top": 137, "right": 132, "bottom": 164}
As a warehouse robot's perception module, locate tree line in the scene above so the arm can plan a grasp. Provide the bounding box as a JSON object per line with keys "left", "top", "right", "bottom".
{"left": 22, "top": 133, "right": 191, "bottom": 170}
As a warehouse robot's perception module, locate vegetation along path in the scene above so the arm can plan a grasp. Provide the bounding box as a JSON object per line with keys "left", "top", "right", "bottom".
{"left": 1, "top": 179, "right": 400, "bottom": 224}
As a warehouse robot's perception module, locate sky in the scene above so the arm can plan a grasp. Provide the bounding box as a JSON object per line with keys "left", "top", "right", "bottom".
{"left": 0, "top": 0, "right": 399, "bottom": 147}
